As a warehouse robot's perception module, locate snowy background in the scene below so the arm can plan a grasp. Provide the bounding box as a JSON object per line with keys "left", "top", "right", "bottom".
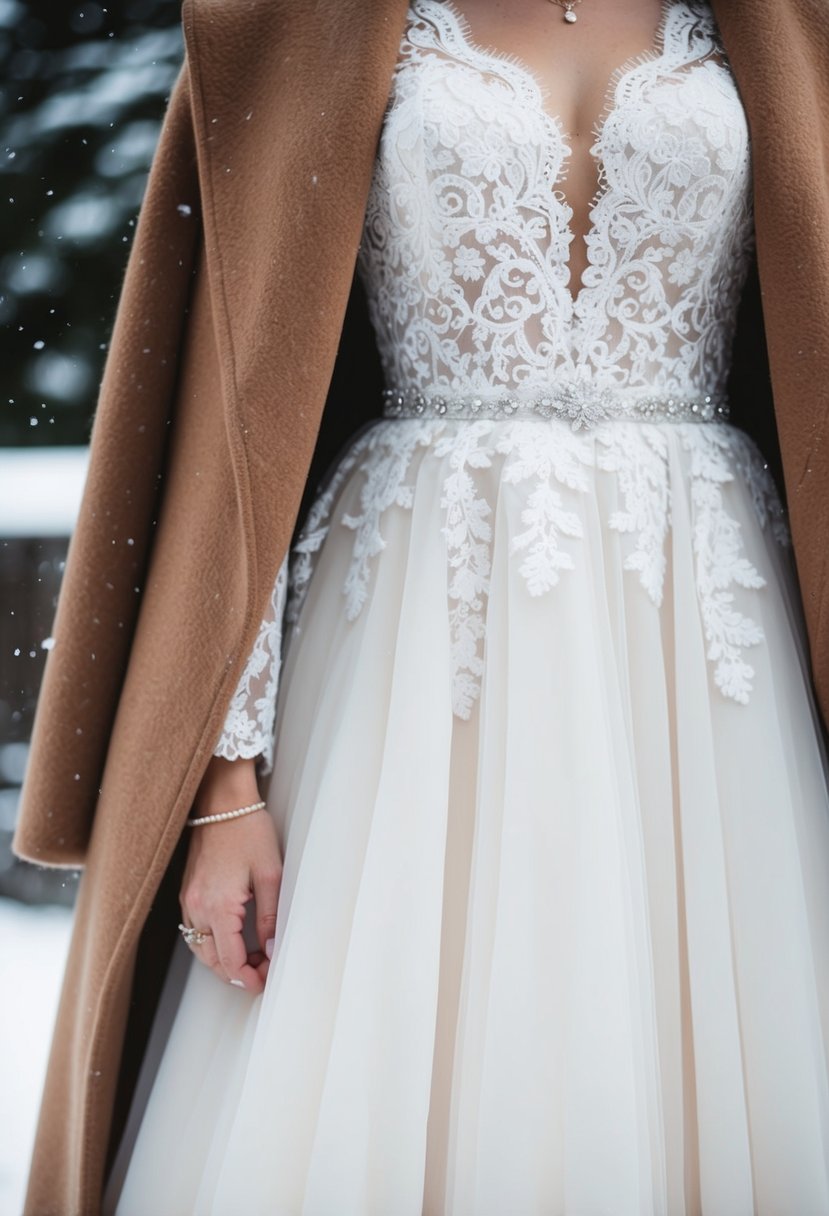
{"left": 0, "top": 447, "right": 88, "bottom": 1213}
{"left": 0, "top": 898, "right": 74, "bottom": 1214}
{"left": 0, "top": 446, "right": 88, "bottom": 536}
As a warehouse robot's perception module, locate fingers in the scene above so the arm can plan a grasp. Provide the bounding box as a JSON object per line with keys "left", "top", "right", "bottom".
{"left": 182, "top": 870, "right": 282, "bottom": 994}
{"left": 179, "top": 887, "right": 248, "bottom": 989}
{"left": 212, "top": 904, "right": 267, "bottom": 994}
{"left": 179, "top": 915, "right": 229, "bottom": 988}
{"left": 252, "top": 856, "right": 283, "bottom": 967}
{"left": 190, "top": 931, "right": 222, "bottom": 979}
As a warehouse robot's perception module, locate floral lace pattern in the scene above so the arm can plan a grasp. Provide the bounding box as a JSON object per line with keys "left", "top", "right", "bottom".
{"left": 340, "top": 423, "right": 438, "bottom": 619}
{"left": 214, "top": 0, "right": 792, "bottom": 766}
{"left": 681, "top": 426, "right": 789, "bottom": 702}
{"left": 358, "top": 0, "right": 754, "bottom": 402}
{"left": 212, "top": 553, "right": 288, "bottom": 776}
{"left": 279, "top": 419, "right": 790, "bottom": 719}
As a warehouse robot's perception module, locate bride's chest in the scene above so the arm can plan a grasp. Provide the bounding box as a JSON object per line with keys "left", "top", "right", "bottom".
{"left": 378, "top": 0, "right": 750, "bottom": 220}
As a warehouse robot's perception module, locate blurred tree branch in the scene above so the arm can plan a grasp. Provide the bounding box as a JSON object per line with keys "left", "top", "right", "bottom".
{"left": 0, "top": 0, "right": 182, "bottom": 446}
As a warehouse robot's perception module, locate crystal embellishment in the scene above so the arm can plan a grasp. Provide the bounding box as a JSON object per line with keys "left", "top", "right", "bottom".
{"left": 382, "top": 385, "right": 731, "bottom": 429}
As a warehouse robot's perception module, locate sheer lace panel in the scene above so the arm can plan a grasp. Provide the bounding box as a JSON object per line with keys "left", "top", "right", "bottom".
{"left": 357, "top": 0, "right": 753, "bottom": 403}
{"left": 436, "top": 0, "right": 674, "bottom": 304}
{"left": 212, "top": 552, "right": 289, "bottom": 777}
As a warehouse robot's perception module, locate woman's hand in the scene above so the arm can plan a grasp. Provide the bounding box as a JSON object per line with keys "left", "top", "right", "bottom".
{"left": 179, "top": 755, "right": 283, "bottom": 994}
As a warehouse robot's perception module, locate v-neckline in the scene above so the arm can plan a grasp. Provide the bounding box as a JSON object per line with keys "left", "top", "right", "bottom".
{"left": 420, "top": 0, "right": 676, "bottom": 318}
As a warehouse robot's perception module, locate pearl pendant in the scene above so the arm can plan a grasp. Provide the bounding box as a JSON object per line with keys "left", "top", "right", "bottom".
{"left": 564, "top": 8, "right": 577, "bottom": 21}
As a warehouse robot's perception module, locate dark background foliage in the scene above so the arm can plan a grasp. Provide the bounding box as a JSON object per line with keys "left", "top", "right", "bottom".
{"left": 1, "top": 0, "right": 182, "bottom": 447}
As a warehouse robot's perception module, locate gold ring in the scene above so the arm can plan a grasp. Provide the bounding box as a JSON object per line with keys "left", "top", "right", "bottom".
{"left": 178, "top": 922, "right": 213, "bottom": 947}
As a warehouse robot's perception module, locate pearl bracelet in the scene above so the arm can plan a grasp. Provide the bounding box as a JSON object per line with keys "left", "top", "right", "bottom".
{"left": 186, "top": 799, "right": 266, "bottom": 827}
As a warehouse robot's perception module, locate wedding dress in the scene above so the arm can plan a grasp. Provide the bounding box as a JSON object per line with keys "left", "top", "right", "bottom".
{"left": 103, "top": 1, "right": 829, "bottom": 1211}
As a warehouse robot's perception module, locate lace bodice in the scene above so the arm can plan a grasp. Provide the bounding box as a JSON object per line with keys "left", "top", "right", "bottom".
{"left": 212, "top": 0, "right": 785, "bottom": 775}
{"left": 359, "top": 0, "right": 753, "bottom": 404}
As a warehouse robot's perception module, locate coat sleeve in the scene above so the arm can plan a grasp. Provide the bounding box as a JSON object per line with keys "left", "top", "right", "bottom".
{"left": 11, "top": 53, "right": 202, "bottom": 868}
{"left": 212, "top": 550, "right": 288, "bottom": 776}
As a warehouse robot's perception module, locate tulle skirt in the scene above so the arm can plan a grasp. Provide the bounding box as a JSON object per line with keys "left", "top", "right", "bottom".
{"left": 105, "top": 414, "right": 829, "bottom": 1215}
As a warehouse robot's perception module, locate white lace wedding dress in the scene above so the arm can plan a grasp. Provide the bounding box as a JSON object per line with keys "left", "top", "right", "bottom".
{"left": 104, "top": 1, "right": 829, "bottom": 1211}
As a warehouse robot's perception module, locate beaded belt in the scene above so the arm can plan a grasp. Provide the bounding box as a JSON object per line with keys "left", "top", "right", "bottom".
{"left": 381, "top": 384, "right": 730, "bottom": 430}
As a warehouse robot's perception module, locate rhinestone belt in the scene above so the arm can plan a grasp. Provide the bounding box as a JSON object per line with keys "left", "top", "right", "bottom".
{"left": 381, "top": 384, "right": 730, "bottom": 430}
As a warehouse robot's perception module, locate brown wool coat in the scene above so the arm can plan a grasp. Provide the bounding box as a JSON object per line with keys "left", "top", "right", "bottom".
{"left": 11, "top": 1, "right": 829, "bottom": 1211}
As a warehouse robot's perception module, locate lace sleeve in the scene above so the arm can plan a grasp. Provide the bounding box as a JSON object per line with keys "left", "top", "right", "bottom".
{"left": 212, "top": 552, "right": 289, "bottom": 777}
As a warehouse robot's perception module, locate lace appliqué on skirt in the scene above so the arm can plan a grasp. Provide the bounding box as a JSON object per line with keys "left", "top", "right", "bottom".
{"left": 285, "top": 418, "right": 791, "bottom": 719}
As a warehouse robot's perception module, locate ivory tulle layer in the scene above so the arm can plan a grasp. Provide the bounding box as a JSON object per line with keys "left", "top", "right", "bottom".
{"left": 106, "top": 416, "right": 829, "bottom": 1215}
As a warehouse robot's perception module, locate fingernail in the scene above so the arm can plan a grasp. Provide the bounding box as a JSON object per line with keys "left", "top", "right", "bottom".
{"left": 265, "top": 937, "right": 275, "bottom": 959}
{"left": 230, "top": 978, "right": 245, "bottom": 988}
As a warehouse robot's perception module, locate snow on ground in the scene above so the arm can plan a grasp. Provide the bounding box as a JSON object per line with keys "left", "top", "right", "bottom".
{"left": 0, "top": 897, "right": 74, "bottom": 1216}
{"left": 0, "top": 447, "right": 89, "bottom": 536}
